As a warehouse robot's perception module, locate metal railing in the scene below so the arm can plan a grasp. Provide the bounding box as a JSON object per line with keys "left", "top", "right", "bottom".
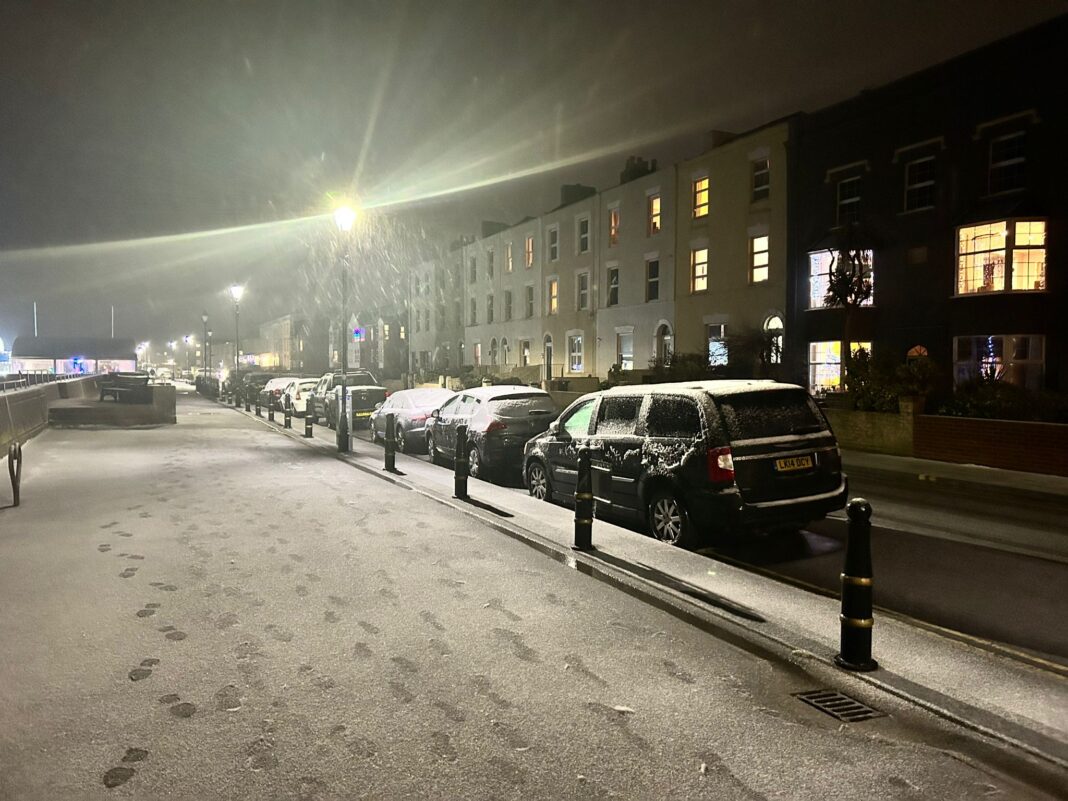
{"left": 0, "top": 372, "right": 101, "bottom": 393}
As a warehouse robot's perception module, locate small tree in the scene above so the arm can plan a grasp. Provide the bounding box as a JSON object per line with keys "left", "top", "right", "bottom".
{"left": 823, "top": 246, "right": 873, "bottom": 387}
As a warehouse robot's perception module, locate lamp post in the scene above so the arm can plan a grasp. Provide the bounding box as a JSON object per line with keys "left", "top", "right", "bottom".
{"left": 207, "top": 330, "right": 213, "bottom": 373}
{"left": 334, "top": 204, "right": 357, "bottom": 453}
{"left": 229, "top": 284, "right": 245, "bottom": 368}
{"left": 183, "top": 334, "right": 194, "bottom": 374}
{"left": 201, "top": 312, "right": 208, "bottom": 372}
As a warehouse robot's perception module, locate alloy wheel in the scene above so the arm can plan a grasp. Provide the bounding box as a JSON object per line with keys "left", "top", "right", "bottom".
{"left": 651, "top": 496, "right": 683, "bottom": 544}
{"left": 527, "top": 462, "right": 549, "bottom": 501}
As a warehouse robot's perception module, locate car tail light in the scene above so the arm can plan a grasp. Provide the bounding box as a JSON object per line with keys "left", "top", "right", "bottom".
{"left": 412, "top": 414, "right": 427, "bottom": 422}
{"left": 485, "top": 420, "right": 508, "bottom": 434}
{"left": 272, "top": 388, "right": 281, "bottom": 396}
{"left": 707, "top": 446, "right": 735, "bottom": 485}
{"left": 385, "top": 390, "right": 392, "bottom": 398}
{"left": 295, "top": 391, "right": 301, "bottom": 400}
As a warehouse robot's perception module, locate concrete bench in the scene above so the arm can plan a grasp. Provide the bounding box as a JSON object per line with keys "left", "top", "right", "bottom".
{"left": 99, "top": 373, "right": 151, "bottom": 403}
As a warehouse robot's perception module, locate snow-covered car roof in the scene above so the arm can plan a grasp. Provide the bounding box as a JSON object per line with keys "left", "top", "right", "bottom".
{"left": 461, "top": 385, "right": 549, "bottom": 400}
{"left": 597, "top": 379, "right": 804, "bottom": 397}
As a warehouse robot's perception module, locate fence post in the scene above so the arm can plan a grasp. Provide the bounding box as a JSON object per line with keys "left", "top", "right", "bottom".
{"left": 384, "top": 412, "right": 396, "bottom": 472}
{"left": 7, "top": 441, "right": 22, "bottom": 507}
{"left": 835, "top": 498, "right": 879, "bottom": 672}
{"left": 573, "top": 446, "right": 593, "bottom": 551}
{"left": 453, "top": 424, "right": 469, "bottom": 499}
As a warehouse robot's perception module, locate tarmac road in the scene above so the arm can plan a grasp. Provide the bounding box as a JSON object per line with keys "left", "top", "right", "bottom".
{"left": 0, "top": 391, "right": 1059, "bottom": 799}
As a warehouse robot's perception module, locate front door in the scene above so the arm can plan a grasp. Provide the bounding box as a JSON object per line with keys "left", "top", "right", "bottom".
{"left": 546, "top": 398, "right": 596, "bottom": 500}
{"left": 590, "top": 395, "right": 644, "bottom": 516}
{"left": 544, "top": 337, "right": 553, "bottom": 382}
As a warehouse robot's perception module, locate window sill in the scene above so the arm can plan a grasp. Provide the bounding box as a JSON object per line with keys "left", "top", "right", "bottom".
{"left": 897, "top": 206, "right": 935, "bottom": 216}
{"left": 805, "top": 305, "right": 876, "bottom": 311}
{"left": 952, "top": 289, "right": 1048, "bottom": 298}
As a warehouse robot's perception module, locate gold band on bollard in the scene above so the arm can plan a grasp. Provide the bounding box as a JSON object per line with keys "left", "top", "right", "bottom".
{"left": 840, "top": 573, "right": 873, "bottom": 587}
{"left": 574, "top": 492, "right": 594, "bottom": 500}
{"left": 839, "top": 614, "right": 874, "bottom": 628}
{"left": 575, "top": 518, "right": 593, "bottom": 525}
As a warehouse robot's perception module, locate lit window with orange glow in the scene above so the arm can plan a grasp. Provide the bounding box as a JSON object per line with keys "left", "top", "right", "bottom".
{"left": 750, "top": 235, "right": 769, "bottom": 283}
{"left": 647, "top": 194, "right": 661, "bottom": 235}
{"left": 609, "top": 208, "right": 620, "bottom": 246}
{"left": 693, "top": 177, "right": 709, "bottom": 218}
{"left": 691, "top": 248, "right": 708, "bottom": 293}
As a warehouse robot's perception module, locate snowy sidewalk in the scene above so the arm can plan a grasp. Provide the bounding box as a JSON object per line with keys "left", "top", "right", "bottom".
{"left": 256, "top": 407, "right": 1068, "bottom": 771}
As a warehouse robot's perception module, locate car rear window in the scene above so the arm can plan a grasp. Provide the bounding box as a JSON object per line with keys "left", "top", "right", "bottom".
{"left": 594, "top": 396, "right": 641, "bottom": 436}
{"left": 345, "top": 374, "right": 377, "bottom": 386}
{"left": 715, "top": 390, "right": 827, "bottom": 441}
{"left": 488, "top": 393, "right": 555, "bottom": 417}
{"left": 646, "top": 395, "right": 702, "bottom": 438}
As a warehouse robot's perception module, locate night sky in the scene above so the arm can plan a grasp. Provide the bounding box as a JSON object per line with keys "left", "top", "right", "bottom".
{"left": 0, "top": 0, "right": 1062, "bottom": 349}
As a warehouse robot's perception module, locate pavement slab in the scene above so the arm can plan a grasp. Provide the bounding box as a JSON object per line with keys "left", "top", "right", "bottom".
{"left": 0, "top": 391, "right": 1063, "bottom": 800}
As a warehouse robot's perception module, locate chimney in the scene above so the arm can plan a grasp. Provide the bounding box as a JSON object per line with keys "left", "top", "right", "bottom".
{"left": 619, "top": 155, "right": 656, "bottom": 184}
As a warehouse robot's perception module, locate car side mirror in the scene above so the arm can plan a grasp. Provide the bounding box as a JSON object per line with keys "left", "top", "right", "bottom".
{"left": 374, "top": 401, "right": 383, "bottom": 410}
{"left": 548, "top": 420, "right": 568, "bottom": 439}
{"left": 431, "top": 409, "right": 440, "bottom": 419}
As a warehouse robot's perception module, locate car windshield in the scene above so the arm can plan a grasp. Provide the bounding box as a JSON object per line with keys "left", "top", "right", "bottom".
{"left": 488, "top": 394, "right": 556, "bottom": 417}
{"left": 410, "top": 389, "right": 454, "bottom": 408}
{"left": 715, "top": 390, "right": 827, "bottom": 441}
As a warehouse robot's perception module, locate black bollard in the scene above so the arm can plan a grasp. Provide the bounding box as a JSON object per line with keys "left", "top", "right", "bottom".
{"left": 268, "top": 402, "right": 275, "bottom": 423}
{"left": 7, "top": 441, "right": 22, "bottom": 507}
{"left": 233, "top": 391, "right": 240, "bottom": 408}
{"left": 284, "top": 397, "right": 292, "bottom": 429}
{"left": 573, "top": 446, "right": 593, "bottom": 551}
{"left": 384, "top": 412, "right": 396, "bottom": 472}
{"left": 255, "top": 398, "right": 262, "bottom": 417}
{"left": 835, "top": 498, "right": 879, "bottom": 672}
{"left": 245, "top": 395, "right": 251, "bottom": 412}
{"left": 304, "top": 411, "right": 313, "bottom": 438}
{"left": 453, "top": 424, "right": 469, "bottom": 499}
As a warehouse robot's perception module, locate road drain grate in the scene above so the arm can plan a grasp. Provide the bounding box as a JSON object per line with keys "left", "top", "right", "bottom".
{"left": 793, "top": 690, "right": 885, "bottom": 722}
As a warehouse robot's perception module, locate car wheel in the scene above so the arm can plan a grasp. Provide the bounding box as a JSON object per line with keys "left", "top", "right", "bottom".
{"left": 395, "top": 426, "right": 407, "bottom": 454}
{"left": 468, "top": 446, "right": 481, "bottom": 478}
{"left": 427, "top": 432, "right": 443, "bottom": 466}
{"left": 647, "top": 490, "right": 694, "bottom": 547}
{"left": 526, "top": 460, "right": 552, "bottom": 502}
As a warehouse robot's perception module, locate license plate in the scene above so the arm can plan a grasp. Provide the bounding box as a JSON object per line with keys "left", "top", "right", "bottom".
{"left": 774, "top": 455, "right": 813, "bottom": 472}
{"left": 354, "top": 410, "right": 371, "bottom": 417}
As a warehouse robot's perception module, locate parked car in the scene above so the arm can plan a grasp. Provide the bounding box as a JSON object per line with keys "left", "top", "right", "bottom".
{"left": 258, "top": 376, "right": 300, "bottom": 411}
{"left": 282, "top": 378, "right": 319, "bottom": 416}
{"left": 239, "top": 371, "right": 275, "bottom": 403}
{"left": 321, "top": 371, "right": 387, "bottom": 429}
{"left": 426, "top": 386, "right": 558, "bottom": 477}
{"left": 522, "top": 380, "right": 847, "bottom": 547}
{"left": 369, "top": 387, "right": 455, "bottom": 452}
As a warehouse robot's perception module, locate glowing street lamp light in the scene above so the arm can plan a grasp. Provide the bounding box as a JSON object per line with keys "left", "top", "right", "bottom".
{"left": 201, "top": 312, "right": 209, "bottom": 372}
{"left": 228, "top": 284, "right": 245, "bottom": 368}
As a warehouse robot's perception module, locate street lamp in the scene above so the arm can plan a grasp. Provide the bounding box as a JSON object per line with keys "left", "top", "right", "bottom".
{"left": 229, "top": 284, "right": 245, "bottom": 368}
{"left": 183, "top": 334, "right": 194, "bottom": 373}
{"left": 200, "top": 312, "right": 208, "bottom": 371}
{"left": 334, "top": 203, "right": 357, "bottom": 453}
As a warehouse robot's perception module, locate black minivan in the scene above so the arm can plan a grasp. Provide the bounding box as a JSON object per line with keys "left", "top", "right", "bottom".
{"left": 522, "top": 380, "right": 846, "bottom": 546}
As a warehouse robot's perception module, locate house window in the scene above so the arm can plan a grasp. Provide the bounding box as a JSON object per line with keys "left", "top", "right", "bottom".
{"left": 504, "top": 290, "right": 513, "bottom": 321}
{"left": 607, "top": 268, "right": 619, "bottom": 306}
{"left": 489, "top": 338, "right": 498, "bottom": 366}
{"left": 646, "top": 259, "right": 660, "bottom": 301}
{"left": 836, "top": 176, "right": 861, "bottom": 226}
{"left": 469, "top": 256, "right": 477, "bottom": 283}
{"left": 423, "top": 310, "right": 430, "bottom": 332}
{"left": 752, "top": 159, "right": 770, "bottom": 201}
{"left": 647, "top": 194, "right": 661, "bottom": 235}
{"left": 519, "top": 339, "right": 530, "bottom": 367}
{"left": 383, "top": 324, "right": 391, "bottom": 340}
{"left": 764, "top": 315, "right": 784, "bottom": 365}
{"left": 486, "top": 294, "right": 494, "bottom": 324}
{"left": 691, "top": 247, "right": 708, "bottom": 292}
{"left": 706, "top": 324, "right": 728, "bottom": 367}
{"left": 506, "top": 243, "right": 514, "bottom": 272}
{"left": 956, "top": 219, "right": 1045, "bottom": 294}
{"left": 808, "top": 341, "right": 872, "bottom": 391}
{"left": 524, "top": 235, "right": 534, "bottom": 268}
{"left": 525, "top": 285, "right": 534, "bottom": 318}
{"left": 547, "top": 226, "right": 559, "bottom": 261}
{"left": 414, "top": 312, "right": 421, "bottom": 333}
{"left": 693, "top": 176, "right": 709, "bottom": 218}
{"left": 487, "top": 249, "right": 495, "bottom": 277}
{"left": 808, "top": 250, "right": 875, "bottom": 308}
{"left": 577, "top": 272, "right": 589, "bottom": 310}
{"left": 568, "top": 334, "right": 584, "bottom": 373}
{"left": 989, "top": 131, "right": 1025, "bottom": 195}
{"left": 616, "top": 333, "right": 634, "bottom": 370}
{"left": 904, "top": 157, "right": 936, "bottom": 211}
{"left": 608, "top": 207, "right": 620, "bottom": 246}
{"left": 954, "top": 335, "right": 1044, "bottom": 390}
{"left": 577, "top": 217, "right": 590, "bottom": 253}
{"left": 469, "top": 297, "right": 477, "bottom": 325}
{"left": 547, "top": 279, "right": 558, "bottom": 315}
{"left": 750, "top": 235, "right": 769, "bottom": 283}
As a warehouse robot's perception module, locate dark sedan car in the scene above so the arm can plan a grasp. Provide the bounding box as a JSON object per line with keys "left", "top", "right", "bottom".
{"left": 426, "top": 385, "right": 557, "bottom": 478}
{"left": 369, "top": 387, "right": 455, "bottom": 453}
{"left": 522, "top": 380, "right": 847, "bottom": 547}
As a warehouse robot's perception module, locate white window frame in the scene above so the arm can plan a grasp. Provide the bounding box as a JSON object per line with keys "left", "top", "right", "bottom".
{"left": 487, "top": 248, "right": 495, "bottom": 277}
{"left": 750, "top": 235, "right": 769, "bottom": 283}
{"left": 904, "top": 156, "right": 936, "bottom": 212}
{"left": 645, "top": 257, "right": 660, "bottom": 302}
{"left": 506, "top": 242, "right": 514, "bottom": 272}
{"left": 752, "top": 159, "right": 770, "bottom": 202}
{"left": 988, "top": 131, "right": 1026, "bottom": 196}
{"left": 606, "top": 267, "right": 620, "bottom": 307}
{"left": 567, "top": 333, "right": 584, "bottom": 373}
{"left": 469, "top": 297, "right": 477, "bottom": 326}
{"left": 691, "top": 247, "right": 708, "bottom": 293}
{"left": 524, "top": 234, "right": 534, "bottom": 268}
{"left": 955, "top": 218, "right": 1046, "bottom": 295}
{"left": 547, "top": 225, "right": 560, "bottom": 262}
{"left": 576, "top": 215, "right": 590, "bottom": 254}
{"left": 546, "top": 277, "right": 559, "bottom": 315}
{"left": 504, "top": 289, "right": 513, "bottom": 321}
{"left": 577, "top": 272, "right": 589, "bottom": 310}
{"left": 646, "top": 190, "right": 661, "bottom": 236}
{"left": 524, "top": 284, "right": 535, "bottom": 318}
{"left": 486, "top": 294, "right": 494, "bottom": 324}
{"left": 692, "top": 175, "right": 709, "bottom": 218}
{"left": 807, "top": 249, "right": 875, "bottom": 309}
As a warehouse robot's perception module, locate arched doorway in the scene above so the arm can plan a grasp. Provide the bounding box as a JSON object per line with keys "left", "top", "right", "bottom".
{"left": 654, "top": 323, "right": 673, "bottom": 364}
{"left": 489, "top": 338, "right": 499, "bottom": 367}
{"left": 500, "top": 338, "right": 509, "bottom": 368}
{"left": 763, "top": 315, "right": 784, "bottom": 365}
{"left": 543, "top": 334, "right": 554, "bottom": 382}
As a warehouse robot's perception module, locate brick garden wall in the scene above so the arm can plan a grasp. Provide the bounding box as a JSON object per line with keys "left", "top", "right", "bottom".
{"left": 913, "top": 415, "right": 1068, "bottom": 477}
